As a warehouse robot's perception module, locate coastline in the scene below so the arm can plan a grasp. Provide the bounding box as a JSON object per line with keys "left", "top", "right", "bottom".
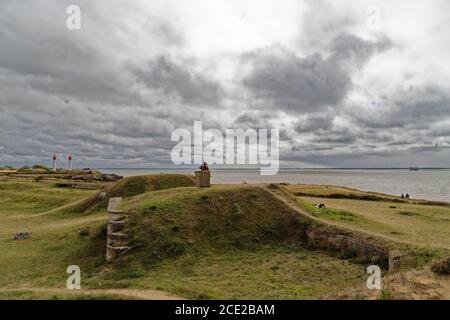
{"left": 98, "top": 168, "right": 450, "bottom": 203}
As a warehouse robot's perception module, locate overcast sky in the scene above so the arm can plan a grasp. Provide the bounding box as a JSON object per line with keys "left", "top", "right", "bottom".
{"left": 1, "top": 0, "right": 450, "bottom": 168}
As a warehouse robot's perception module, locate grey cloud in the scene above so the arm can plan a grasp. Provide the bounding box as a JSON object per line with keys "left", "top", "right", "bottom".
{"left": 243, "top": 45, "right": 351, "bottom": 112}
{"left": 295, "top": 113, "right": 335, "bottom": 132}
{"left": 0, "top": 1, "right": 222, "bottom": 167}
{"left": 351, "top": 86, "right": 450, "bottom": 129}
{"left": 242, "top": 32, "right": 391, "bottom": 113}
{"left": 150, "top": 20, "right": 185, "bottom": 47}
{"left": 130, "top": 55, "right": 222, "bottom": 106}
{"left": 330, "top": 33, "right": 393, "bottom": 67}
{"left": 299, "top": 0, "right": 356, "bottom": 55}
{"left": 233, "top": 111, "right": 277, "bottom": 128}
{"left": 0, "top": 0, "right": 449, "bottom": 169}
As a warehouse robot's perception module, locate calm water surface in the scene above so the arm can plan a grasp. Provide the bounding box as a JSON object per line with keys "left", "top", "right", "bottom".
{"left": 99, "top": 168, "right": 450, "bottom": 202}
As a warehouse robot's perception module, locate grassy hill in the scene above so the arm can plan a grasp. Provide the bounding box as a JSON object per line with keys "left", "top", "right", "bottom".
{"left": 0, "top": 176, "right": 373, "bottom": 299}
{"left": 119, "top": 185, "right": 312, "bottom": 264}
{"left": 97, "top": 184, "right": 382, "bottom": 299}
{"left": 281, "top": 184, "right": 450, "bottom": 251}
{"left": 109, "top": 174, "right": 195, "bottom": 197}
{"left": 0, "top": 175, "right": 449, "bottom": 299}
{"left": 76, "top": 173, "right": 195, "bottom": 212}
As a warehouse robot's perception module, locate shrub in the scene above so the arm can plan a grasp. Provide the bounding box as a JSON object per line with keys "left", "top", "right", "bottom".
{"left": 341, "top": 248, "right": 357, "bottom": 259}
{"left": 232, "top": 202, "right": 244, "bottom": 215}
{"left": 431, "top": 257, "right": 450, "bottom": 275}
{"left": 379, "top": 289, "right": 394, "bottom": 300}
{"left": 32, "top": 165, "right": 50, "bottom": 171}
{"left": 78, "top": 227, "right": 91, "bottom": 237}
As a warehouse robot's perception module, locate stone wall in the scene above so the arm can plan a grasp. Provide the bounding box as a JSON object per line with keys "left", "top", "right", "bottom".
{"left": 305, "top": 224, "right": 390, "bottom": 268}
{"left": 106, "top": 197, "right": 131, "bottom": 262}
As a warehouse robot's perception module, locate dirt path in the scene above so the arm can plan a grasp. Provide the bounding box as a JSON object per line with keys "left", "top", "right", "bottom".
{"left": 259, "top": 185, "right": 316, "bottom": 219}
{"left": 9, "top": 198, "right": 90, "bottom": 219}
{"left": 32, "top": 198, "right": 89, "bottom": 217}
{"left": 31, "top": 214, "right": 106, "bottom": 231}
{"left": 0, "top": 287, "right": 181, "bottom": 300}
{"left": 386, "top": 268, "right": 450, "bottom": 300}
{"left": 0, "top": 214, "right": 106, "bottom": 236}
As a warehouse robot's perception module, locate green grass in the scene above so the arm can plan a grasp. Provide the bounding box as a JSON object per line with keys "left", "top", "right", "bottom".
{"left": 2, "top": 176, "right": 448, "bottom": 300}
{"left": 109, "top": 174, "right": 195, "bottom": 198}
{"left": 75, "top": 173, "right": 196, "bottom": 212}
{"left": 0, "top": 291, "right": 126, "bottom": 300}
{"left": 0, "top": 178, "right": 95, "bottom": 216}
{"left": 120, "top": 185, "right": 313, "bottom": 265}
{"left": 297, "top": 196, "right": 450, "bottom": 250}
{"left": 286, "top": 184, "right": 450, "bottom": 206}
{"left": 122, "top": 246, "right": 366, "bottom": 299}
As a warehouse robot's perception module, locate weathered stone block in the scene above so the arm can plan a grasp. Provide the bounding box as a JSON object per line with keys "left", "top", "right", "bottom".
{"left": 195, "top": 171, "right": 210, "bottom": 187}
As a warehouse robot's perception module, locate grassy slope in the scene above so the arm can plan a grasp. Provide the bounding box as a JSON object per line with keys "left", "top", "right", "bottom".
{"left": 0, "top": 174, "right": 197, "bottom": 292}
{"left": 300, "top": 196, "right": 450, "bottom": 250}
{"left": 108, "top": 174, "right": 195, "bottom": 198}
{"left": 104, "top": 185, "right": 370, "bottom": 299}
{"left": 0, "top": 177, "right": 100, "bottom": 236}
{"left": 0, "top": 177, "right": 95, "bottom": 217}
{"left": 281, "top": 184, "right": 449, "bottom": 270}
{"left": 76, "top": 174, "right": 195, "bottom": 212}
{"left": 0, "top": 178, "right": 371, "bottom": 299}
{"left": 2, "top": 176, "right": 448, "bottom": 300}
{"left": 286, "top": 184, "right": 450, "bottom": 206}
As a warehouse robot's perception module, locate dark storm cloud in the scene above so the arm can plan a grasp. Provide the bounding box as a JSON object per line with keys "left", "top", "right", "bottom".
{"left": 130, "top": 55, "right": 222, "bottom": 106}
{"left": 0, "top": 1, "right": 145, "bottom": 106}
{"left": 330, "top": 32, "right": 393, "bottom": 67}
{"left": 233, "top": 111, "right": 277, "bottom": 128}
{"left": 294, "top": 113, "right": 335, "bottom": 132}
{"left": 0, "top": 1, "right": 227, "bottom": 166}
{"left": 242, "top": 45, "right": 351, "bottom": 112}
{"left": 242, "top": 33, "right": 391, "bottom": 113}
{"left": 351, "top": 86, "right": 450, "bottom": 129}
{"left": 0, "top": 0, "right": 449, "bottom": 168}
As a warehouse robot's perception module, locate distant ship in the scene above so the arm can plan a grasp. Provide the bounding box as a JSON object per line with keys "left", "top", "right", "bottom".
{"left": 409, "top": 167, "right": 420, "bottom": 171}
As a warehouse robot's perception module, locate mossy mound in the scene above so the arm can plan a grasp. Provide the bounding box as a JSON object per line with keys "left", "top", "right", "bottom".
{"left": 77, "top": 174, "right": 195, "bottom": 212}
{"left": 108, "top": 174, "right": 195, "bottom": 198}
{"left": 119, "top": 185, "right": 313, "bottom": 266}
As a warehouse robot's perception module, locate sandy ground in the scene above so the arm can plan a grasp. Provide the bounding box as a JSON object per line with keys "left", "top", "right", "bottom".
{"left": 334, "top": 268, "right": 450, "bottom": 300}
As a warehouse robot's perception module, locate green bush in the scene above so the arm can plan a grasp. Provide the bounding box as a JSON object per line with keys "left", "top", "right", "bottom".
{"left": 32, "top": 165, "right": 50, "bottom": 171}
{"left": 232, "top": 202, "right": 244, "bottom": 215}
